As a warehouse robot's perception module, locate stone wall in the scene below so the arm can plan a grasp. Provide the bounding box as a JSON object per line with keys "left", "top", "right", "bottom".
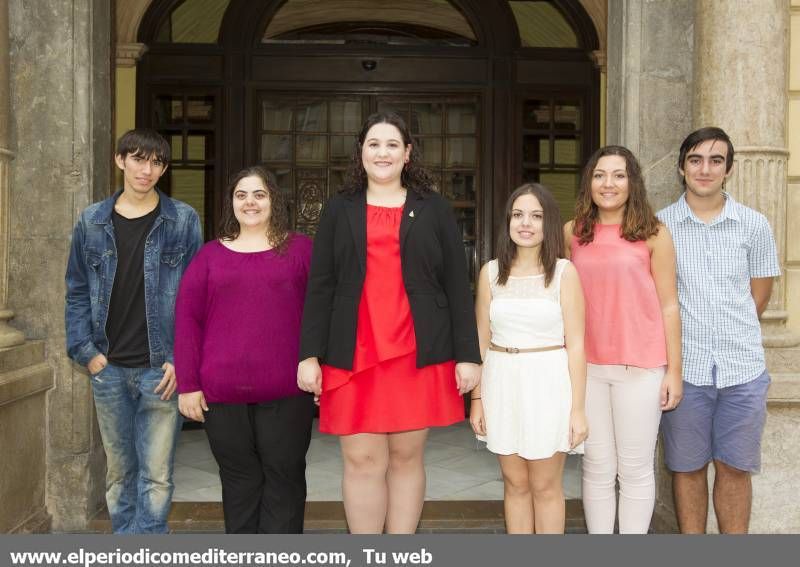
{"left": 7, "top": 0, "right": 112, "bottom": 531}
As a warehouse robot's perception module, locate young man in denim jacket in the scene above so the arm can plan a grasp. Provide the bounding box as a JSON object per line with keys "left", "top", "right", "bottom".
{"left": 65, "top": 129, "right": 203, "bottom": 533}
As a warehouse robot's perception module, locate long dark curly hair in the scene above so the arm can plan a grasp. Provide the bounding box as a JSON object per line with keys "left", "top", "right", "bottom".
{"left": 573, "top": 145, "right": 660, "bottom": 245}
{"left": 495, "top": 183, "right": 564, "bottom": 288}
{"left": 217, "top": 166, "right": 290, "bottom": 252}
{"left": 340, "top": 111, "right": 436, "bottom": 196}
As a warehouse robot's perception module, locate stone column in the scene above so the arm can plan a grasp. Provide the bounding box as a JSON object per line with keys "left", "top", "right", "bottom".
{"left": 8, "top": 0, "right": 111, "bottom": 531}
{"left": 693, "top": 0, "right": 800, "bottom": 533}
{"left": 0, "top": 0, "right": 54, "bottom": 533}
{"left": 694, "top": 0, "right": 797, "bottom": 347}
{"left": 0, "top": 0, "right": 24, "bottom": 348}
{"left": 606, "top": 0, "right": 694, "bottom": 210}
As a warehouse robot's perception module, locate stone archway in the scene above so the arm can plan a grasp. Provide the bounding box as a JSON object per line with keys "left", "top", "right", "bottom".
{"left": 115, "top": 0, "right": 607, "bottom": 65}
{"left": 115, "top": 0, "right": 153, "bottom": 64}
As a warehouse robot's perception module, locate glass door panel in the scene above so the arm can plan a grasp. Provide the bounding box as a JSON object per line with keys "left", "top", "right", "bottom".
{"left": 257, "top": 94, "right": 367, "bottom": 235}
{"left": 256, "top": 92, "right": 481, "bottom": 284}
{"left": 153, "top": 91, "right": 219, "bottom": 239}
{"left": 376, "top": 95, "right": 481, "bottom": 286}
{"left": 170, "top": 168, "right": 210, "bottom": 225}
{"left": 519, "top": 94, "right": 585, "bottom": 224}
{"left": 411, "top": 102, "right": 443, "bottom": 134}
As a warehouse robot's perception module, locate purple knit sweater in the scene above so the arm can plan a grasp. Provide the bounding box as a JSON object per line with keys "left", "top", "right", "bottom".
{"left": 174, "top": 234, "right": 312, "bottom": 403}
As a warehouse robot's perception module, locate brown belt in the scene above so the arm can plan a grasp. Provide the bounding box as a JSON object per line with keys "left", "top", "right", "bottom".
{"left": 489, "top": 342, "right": 564, "bottom": 354}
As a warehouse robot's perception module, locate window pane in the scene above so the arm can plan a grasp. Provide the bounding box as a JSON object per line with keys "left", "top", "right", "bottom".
{"left": 262, "top": 0, "right": 477, "bottom": 44}
{"left": 330, "top": 101, "right": 362, "bottom": 133}
{"left": 155, "top": 0, "right": 231, "bottom": 44}
{"left": 262, "top": 100, "right": 294, "bottom": 131}
{"left": 378, "top": 101, "right": 409, "bottom": 126}
{"left": 169, "top": 168, "right": 207, "bottom": 233}
{"left": 155, "top": 96, "right": 183, "bottom": 124}
{"left": 539, "top": 171, "right": 579, "bottom": 222}
{"left": 330, "top": 135, "right": 353, "bottom": 160}
{"left": 187, "top": 132, "right": 214, "bottom": 160}
{"left": 444, "top": 172, "right": 476, "bottom": 202}
{"left": 297, "top": 101, "right": 327, "bottom": 132}
{"left": 261, "top": 134, "right": 293, "bottom": 161}
{"left": 453, "top": 207, "right": 476, "bottom": 239}
{"left": 447, "top": 104, "right": 477, "bottom": 134}
{"left": 554, "top": 102, "right": 581, "bottom": 130}
{"left": 329, "top": 169, "right": 346, "bottom": 193}
{"left": 446, "top": 138, "right": 476, "bottom": 167}
{"left": 186, "top": 96, "right": 214, "bottom": 122}
{"left": 428, "top": 171, "right": 442, "bottom": 193}
{"left": 523, "top": 135, "right": 550, "bottom": 164}
{"left": 554, "top": 137, "right": 579, "bottom": 165}
{"left": 416, "top": 137, "right": 442, "bottom": 166}
{"left": 523, "top": 99, "right": 550, "bottom": 129}
{"left": 509, "top": 1, "right": 579, "bottom": 48}
{"left": 411, "top": 103, "right": 443, "bottom": 134}
{"left": 297, "top": 135, "right": 327, "bottom": 164}
{"left": 169, "top": 134, "right": 184, "bottom": 161}
{"left": 272, "top": 167, "right": 293, "bottom": 192}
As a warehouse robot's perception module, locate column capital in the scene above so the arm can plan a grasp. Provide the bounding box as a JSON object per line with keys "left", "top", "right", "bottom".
{"left": 590, "top": 50, "right": 606, "bottom": 72}
{"left": 735, "top": 146, "right": 790, "bottom": 156}
{"left": 116, "top": 42, "right": 148, "bottom": 68}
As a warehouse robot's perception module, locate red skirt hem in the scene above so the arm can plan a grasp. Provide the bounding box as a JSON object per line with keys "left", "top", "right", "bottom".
{"left": 320, "top": 353, "right": 464, "bottom": 435}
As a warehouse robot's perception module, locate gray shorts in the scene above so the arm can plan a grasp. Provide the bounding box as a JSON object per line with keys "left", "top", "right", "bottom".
{"left": 660, "top": 368, "right": 770, "bottom": 473}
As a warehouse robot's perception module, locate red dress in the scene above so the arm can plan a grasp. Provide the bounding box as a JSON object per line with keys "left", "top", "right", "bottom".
{"left": 319, "top": 204, "right": 465, "bottom": 434}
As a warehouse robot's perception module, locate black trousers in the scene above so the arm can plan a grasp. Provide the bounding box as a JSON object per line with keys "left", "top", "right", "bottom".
{"left": 203, "top": 394, "right": 315, "bottom": 533}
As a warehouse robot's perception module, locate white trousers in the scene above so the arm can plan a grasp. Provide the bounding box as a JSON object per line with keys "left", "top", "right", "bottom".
{"left": 581, "top": 363, "right": 664, "bottom": 534}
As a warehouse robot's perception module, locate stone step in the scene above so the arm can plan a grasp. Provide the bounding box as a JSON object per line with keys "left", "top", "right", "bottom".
{"left": 0, "top": 341, "right": 45, "bottom": 374}
{"left": 86, "top": 501, "right": 589, "bottom": 534}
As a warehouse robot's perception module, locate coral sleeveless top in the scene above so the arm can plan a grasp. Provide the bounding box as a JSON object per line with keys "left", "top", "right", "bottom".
{"left": 570, "top": 224, "right": 667, "bottom": 368}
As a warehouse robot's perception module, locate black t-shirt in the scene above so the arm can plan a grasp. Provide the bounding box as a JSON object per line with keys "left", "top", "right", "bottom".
{"left": 105, "top": 202, "right": 160, "bottom": 368}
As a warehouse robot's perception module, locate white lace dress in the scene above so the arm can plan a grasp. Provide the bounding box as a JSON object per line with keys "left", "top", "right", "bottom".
{"left": 477, "top": 258, "right": 583, "bottom": 459}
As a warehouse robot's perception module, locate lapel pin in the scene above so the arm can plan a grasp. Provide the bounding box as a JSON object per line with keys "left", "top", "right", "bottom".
{"left": 409, "top": 210, "right": 415, "bottom": 218}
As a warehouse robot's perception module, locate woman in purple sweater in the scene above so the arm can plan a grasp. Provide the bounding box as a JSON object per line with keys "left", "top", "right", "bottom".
{"left": 175, "top": 166, "right": 314, "bottom": 533}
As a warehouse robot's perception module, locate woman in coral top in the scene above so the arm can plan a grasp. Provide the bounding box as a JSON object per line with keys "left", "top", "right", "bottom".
{"left": 564, "top": 146, "right": 683, "bottom": 534}
{"left": 297, "top": 112, "right": 481, "bottom": 533}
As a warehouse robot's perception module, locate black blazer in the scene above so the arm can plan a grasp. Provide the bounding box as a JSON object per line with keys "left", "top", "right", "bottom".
{"left": 299, "top": 190, "right": 481, "bottom": 370}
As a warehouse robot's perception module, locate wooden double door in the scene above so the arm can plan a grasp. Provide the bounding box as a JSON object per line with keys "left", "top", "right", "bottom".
{"left": 152, "top": 90, "right": 482, "bottom": 281}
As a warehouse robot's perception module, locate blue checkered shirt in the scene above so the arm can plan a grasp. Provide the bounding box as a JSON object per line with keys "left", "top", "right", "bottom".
{"left": 657, "top": 193, "right": 780, "bottom": 388}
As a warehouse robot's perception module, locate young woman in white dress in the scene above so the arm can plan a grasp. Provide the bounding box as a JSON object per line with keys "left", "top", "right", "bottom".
{"left": 470, "top": 183, "right": 588, "bottom": 534}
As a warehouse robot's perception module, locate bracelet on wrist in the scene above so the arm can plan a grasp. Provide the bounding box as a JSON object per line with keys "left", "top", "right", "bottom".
{"left": 471, "top": 397, "right": 481, "bottom": 401}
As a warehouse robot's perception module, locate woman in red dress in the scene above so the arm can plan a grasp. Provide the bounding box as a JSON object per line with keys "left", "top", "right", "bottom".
{"left": 297, "top": 112, "right": 482, "bottom": 533}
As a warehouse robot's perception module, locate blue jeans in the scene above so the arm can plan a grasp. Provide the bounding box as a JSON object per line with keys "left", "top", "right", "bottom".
{"left": 90, "top": 363, "right": 182, "bottom": 533}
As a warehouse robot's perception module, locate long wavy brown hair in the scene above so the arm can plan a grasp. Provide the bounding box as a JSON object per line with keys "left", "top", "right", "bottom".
{"left": 573, "top": 145, "right": 660, "bottom": 245}
{"left": 340, "top": 111, "right": 436, "bottom": 196}
{"left": 217, "top": 166, "right": 291, "bottom": 252}
{"left": 496, "top": 183, "right": 564, "bottom": 288}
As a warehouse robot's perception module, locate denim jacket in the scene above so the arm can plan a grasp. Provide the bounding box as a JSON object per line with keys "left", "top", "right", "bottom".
{"left": 65, "top": 189, "right": 203, "bottom": 368}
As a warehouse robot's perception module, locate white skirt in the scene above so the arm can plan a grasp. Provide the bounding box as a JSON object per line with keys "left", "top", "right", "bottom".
{"left": 477, "top": 348, "right": 583, "bottom": 459}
